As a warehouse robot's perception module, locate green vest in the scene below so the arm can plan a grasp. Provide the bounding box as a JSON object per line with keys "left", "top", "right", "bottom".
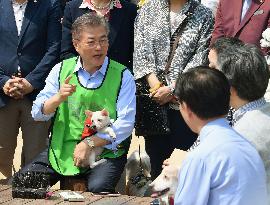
{"left": 48, "top": 57, "right": 128, "bottom": 176}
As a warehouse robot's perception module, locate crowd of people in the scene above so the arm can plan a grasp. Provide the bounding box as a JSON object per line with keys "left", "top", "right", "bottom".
{"left": 0, "top": 0, "right": 269, "bottom": 204}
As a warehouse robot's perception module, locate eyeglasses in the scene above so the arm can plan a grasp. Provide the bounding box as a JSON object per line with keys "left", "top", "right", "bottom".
{"left": 85, "top": 38, "right": 109, "bottom": 48}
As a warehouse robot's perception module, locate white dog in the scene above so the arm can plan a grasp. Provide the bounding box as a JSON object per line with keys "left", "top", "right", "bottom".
{"left": 84, "top": 109, "right": 116, "bottom": 168}
{"left": 150, "top": 165, "right": 179, "bottom": 204}
{"left": 125, "top": 150, "right": 152, "bottom": 197}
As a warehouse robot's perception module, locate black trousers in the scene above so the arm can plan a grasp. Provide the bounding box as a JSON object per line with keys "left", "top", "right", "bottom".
{"left": 18, "top": 149, "right": 127, "bottom": 193}
{"left": 144, "top": 109, "right": 197, "bottom": 180}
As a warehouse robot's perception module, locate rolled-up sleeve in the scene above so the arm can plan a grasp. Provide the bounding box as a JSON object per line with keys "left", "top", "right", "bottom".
{"left": 96, "top": 69, "right": 136, "bottom": 150}
{"left": 31, "top": 63, "right": 61, "bottom": 121}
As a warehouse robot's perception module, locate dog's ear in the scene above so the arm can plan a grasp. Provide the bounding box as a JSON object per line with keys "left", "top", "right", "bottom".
{"left": 101, "top": 109, "right": 109, "bottom": 116}
{"left": 85, "top": 110, "right": 93, "bottom": 117}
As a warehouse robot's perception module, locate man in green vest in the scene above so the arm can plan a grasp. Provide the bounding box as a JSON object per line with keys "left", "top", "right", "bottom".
{"left": 17, "top": 13, "right": 136, "bottom": 193}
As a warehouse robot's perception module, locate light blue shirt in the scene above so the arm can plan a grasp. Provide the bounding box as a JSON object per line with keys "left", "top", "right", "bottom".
{"left": 241, "top": 0, "right": 252, "bottom": 21}
{"left": 31, "top": 57, "right": 136, "bottom": 151}
{"left": 174, "top": 118, "right": 267, "bottom": 205}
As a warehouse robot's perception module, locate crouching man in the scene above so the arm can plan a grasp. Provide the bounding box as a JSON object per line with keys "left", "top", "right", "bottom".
{"left": 17, "top": 13, "right": 136, "bottom": 193}
{"left": 173, "top": 67, "right": 267, "bottom": 205}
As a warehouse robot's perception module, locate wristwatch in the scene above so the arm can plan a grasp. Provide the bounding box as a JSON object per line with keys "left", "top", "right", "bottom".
{"left": 84, "top": 137, "right": 95, "bottom": 148}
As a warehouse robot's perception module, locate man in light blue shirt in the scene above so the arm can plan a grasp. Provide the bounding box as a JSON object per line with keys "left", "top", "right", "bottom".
{"left": 17, "top": 13, "right": 136, "bottom": 193}
{"left": 173, "top": 67, "right": 267, "bottom": 205}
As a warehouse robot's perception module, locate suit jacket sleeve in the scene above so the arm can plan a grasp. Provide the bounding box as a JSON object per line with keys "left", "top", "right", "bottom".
{"left": 0, "top": 69, "right": 11, "bottom": 89}
{"left": 25, "top": 0, "right": 62, "bottom": 90}
{"left": 60, "top": 2, "right": 77, "bottom": 60}
{"left": 210, "top": 0, "right": 224, "bottom": 45}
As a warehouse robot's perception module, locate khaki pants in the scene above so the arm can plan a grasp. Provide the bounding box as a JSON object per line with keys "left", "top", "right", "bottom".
{"left": 0, "top": 98, "right": 50, "bottom": 178}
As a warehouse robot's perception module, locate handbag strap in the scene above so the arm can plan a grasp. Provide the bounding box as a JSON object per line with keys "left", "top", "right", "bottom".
{"left": 164, "top": 1, "right": 199, "bottom": 74}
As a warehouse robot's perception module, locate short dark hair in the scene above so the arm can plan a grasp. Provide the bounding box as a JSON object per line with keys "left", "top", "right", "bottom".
{"left": 210, "top": 37, "right": 244, "bottom": 55}
{"left": 71, "top": 13, "right": 109, "bottom": 40}
{"left": 218, "top": 44, "right": 270, "bottom": 102}
{"left": 175, "top": 66, "right": 230, "bottom": 120}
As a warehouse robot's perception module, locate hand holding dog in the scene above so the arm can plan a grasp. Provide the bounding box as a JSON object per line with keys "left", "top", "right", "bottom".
{"left": 73, "top": 140, "right": 91, "bottom": 168}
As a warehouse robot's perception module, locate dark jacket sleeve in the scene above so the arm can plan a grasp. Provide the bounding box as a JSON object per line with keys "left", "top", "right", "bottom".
{"left": 25, "top": 0, "right": 62, "bottom": 90}
{"left": 60, "top": 2, "right": 77, "bottom": 60}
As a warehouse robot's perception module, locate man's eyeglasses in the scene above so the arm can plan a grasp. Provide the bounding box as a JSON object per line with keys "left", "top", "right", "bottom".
{"left": 86, "top": 38, "right": 108, "bottom": 48}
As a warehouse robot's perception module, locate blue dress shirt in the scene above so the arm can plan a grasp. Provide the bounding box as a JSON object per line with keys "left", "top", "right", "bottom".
{"left": 174, "top": 118, "right": 267, "bottom": 205}
{"left": 31, "top": 57, "right": 136, "bottom": 151}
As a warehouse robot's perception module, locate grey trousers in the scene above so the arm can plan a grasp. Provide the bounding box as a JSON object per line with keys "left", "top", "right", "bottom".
{"left": 0, "top": 98, "right": 50, "bottom": 178}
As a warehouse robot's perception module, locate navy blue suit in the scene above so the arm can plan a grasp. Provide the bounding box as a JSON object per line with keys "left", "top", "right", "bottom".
{"left": 0, "top": 0, "right": 62, "bottom": 108}
{"left": 61, "top": 0, "right": 137, "bottom": 69}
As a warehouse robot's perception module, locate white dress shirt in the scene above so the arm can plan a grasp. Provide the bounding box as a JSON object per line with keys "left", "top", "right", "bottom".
{"left": 12, "top": 0, "right": 28, "bottom": 36}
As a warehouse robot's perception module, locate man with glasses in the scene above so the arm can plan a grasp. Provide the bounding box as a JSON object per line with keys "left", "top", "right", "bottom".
{"left": 17, "top": 13, "right": 136, "bottom": 193}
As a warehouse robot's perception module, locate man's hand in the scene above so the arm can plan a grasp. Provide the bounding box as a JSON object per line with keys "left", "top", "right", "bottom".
{"left": 3, "top": 78, "right": 23, "bottom": 99}
{"left": 8, "top": 78, "right": 34, "bottom": 95}
{"left": 20, "top": 78, "right": 34, "bottom": 95}
{"left": 163, "top": 149, "right": 187, "bottom": 169}
{"left": 162, "top": 158, "right": 170, "bottom": 169}
{"left": 73, "top": 140, "right": 91, "bottom": 168}
{"left": 57, "top": 76, "right": 76, "bottom": 102}
{"left": 42, "top": 76, "right": 76, "bottom": 115}
{"left": 152, "top": 86, "right": 174, "bottom": 105}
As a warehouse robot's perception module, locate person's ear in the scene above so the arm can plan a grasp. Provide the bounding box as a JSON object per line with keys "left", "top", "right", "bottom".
{"left": 101, "top": 109, "right": 109, "bottom": 116}
{"left": 73, "top": 39, "right": 79, "bottom": 52}
{"left": 230, "top": 87, "right": 237, "bottom": 97}
{"left": 182, "top": 102, "right": 193, "bottom": 119}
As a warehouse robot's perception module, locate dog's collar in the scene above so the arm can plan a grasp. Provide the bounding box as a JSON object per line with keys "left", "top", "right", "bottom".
{"left": 130, "top": 171, "right": 151, "bottom": 188}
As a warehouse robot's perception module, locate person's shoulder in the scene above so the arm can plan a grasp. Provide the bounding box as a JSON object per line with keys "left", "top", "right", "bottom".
{"left": 65, "top": 0, "right": 83, "bottom": 9}
{"left": 193, "top": 2, "right": 214, "bottom": 21}
{"left": 235, "top": 103, "right": 270, "bottom": 129}
{"left": 119, "top": 0, "right": 137, "bottom": 15}
{"left": 120, "top": 0, "right": 137, "bottom": 9}
{"left": 40, "top": 0, "right": 59, "bottom": 7}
